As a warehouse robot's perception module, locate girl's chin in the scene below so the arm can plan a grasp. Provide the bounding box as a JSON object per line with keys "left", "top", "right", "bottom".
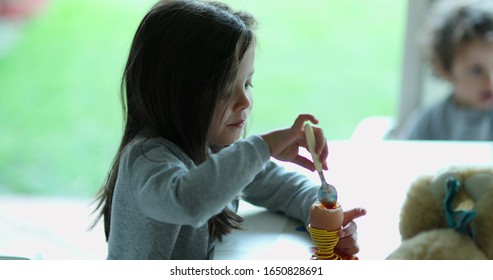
{"left": 458, "top": 97, "right": 493, "bottom": 110}
{"left": 477, "top": 98, "right": 493, "bottom": 110}
{"left": 212, "top": 135, "right": 242, "bottom": 146}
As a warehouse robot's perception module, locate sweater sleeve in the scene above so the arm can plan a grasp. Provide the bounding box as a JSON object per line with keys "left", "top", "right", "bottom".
{"left": 242, "top": 161, "right": 318, "bottom": 226}
{"left": 119, "top": 135, "right": 270, "bottom": 227}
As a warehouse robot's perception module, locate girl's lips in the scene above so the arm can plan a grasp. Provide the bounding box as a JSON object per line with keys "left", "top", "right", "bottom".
{"left": 228, "top": 120, "right": 245, "bottom": 128}
{"left": 480, "top": 91, "right": 493, "bottom": 102}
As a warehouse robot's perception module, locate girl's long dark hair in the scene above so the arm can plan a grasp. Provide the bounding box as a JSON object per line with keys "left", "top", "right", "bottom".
{"left": 92, "top": 0, "right": 256, "bottom": 242}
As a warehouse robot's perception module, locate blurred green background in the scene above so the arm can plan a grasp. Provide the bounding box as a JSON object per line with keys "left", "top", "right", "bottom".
{"left": 0, "top": 0, "right": 405, "bottom": 197}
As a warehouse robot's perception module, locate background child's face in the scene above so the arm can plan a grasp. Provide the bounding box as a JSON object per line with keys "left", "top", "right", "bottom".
{"left": 447, "top": 39, "right": 493, "bottom": 110}
{"left": 210, "top": 44, "right": 255, "bottom": 146}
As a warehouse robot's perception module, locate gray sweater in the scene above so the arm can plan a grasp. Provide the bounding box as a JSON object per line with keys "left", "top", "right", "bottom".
{"left": 400, "top": 94, "right": 493, "bottom": 141}
{"left": 107, "top": 134, "right": 318, "bottom": 259}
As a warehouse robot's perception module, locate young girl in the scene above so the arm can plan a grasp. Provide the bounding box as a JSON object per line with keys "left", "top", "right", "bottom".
{"left": 400, "top": 0, "right": 493, "bottom": 140}
{"left": 93, "top": 0, "right": 365, "bottom": 260}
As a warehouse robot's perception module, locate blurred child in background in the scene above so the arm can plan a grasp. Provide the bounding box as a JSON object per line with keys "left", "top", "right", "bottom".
{"left": 400, "top": 0, "right": 493, "bottom": 140}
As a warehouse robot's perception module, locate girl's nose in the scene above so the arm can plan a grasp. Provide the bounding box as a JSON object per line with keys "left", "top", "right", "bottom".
{"left": 233, "top": 89, "right": 252, "bottom": 111}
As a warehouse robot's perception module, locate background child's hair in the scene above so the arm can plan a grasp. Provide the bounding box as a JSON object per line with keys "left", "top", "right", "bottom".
{"left": 420, "top": 0, "right": 493, "bottom": 76}
{"left": 93, "top": 0, "right": 257, "bottom": 242}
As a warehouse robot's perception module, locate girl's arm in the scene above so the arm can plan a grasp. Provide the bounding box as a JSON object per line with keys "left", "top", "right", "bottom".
{"left": 242, "top": 161, "right": 318, "bottom": 225}
{"left": 122, "top": 135, "right": 271, "bottom": 227}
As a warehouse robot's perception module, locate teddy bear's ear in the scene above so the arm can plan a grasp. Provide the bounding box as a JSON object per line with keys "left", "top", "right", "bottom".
{"left": 464, "top": 172, "right": 493, "bottom": 202}
{"left": 429, "top": 168, "right": 463, "bottom": 199}
{"left": 399, "top": 168, "right": 463, "bottom": 240}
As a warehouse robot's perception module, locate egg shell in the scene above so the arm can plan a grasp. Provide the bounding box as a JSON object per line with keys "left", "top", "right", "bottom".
{"left": 309, "top": 202, "right": 343, "bottom": 231}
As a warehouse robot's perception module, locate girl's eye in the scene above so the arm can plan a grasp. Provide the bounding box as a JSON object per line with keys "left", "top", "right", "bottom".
{"left": 245, "top": 82, "right": 254, "bottom": 89}
{"left": 470, "top": 65, "right": 483, "bottom": 76}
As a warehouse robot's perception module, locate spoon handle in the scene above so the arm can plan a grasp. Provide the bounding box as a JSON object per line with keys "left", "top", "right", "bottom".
{"left": 304, "top": 123, "right": 323, "bottom": 172}
{"left": 304, "top": 123, "right": 338, "bottom": 207}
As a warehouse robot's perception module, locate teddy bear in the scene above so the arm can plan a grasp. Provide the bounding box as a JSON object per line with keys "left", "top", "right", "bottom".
{"left": 386, "top": 165, "right": 493, "bottom": 260}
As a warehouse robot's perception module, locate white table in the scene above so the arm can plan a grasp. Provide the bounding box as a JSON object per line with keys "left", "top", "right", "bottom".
{"left": 0, "top": 196, "right": 106, "bottom": 260}
{"left": 215, "top": 140, "right": 493, "bottom": 260}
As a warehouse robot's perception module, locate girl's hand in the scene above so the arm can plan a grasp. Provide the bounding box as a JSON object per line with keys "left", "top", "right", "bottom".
{"left": 260, "top": 114, "right": 328, "bottom": 171}
{"left": 335, "top": 208, "right": 367, "bottom": 257}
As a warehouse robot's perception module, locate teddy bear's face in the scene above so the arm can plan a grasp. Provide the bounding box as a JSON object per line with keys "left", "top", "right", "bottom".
{"left": 393, "top": 166, "right": 493, "bottom": 259}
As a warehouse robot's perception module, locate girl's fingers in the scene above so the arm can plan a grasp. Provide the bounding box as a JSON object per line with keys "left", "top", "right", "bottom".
{"left": 306, "top": 124, "right": 328, "bottom": 170}
{"left": 335, "top": 241, "right": 360, "bottom": 256}
{"left": 290, "top": 155, "right": 316, "bottom": 171}
{"left": 293, "top": 114, "right": 318, "bottom": 130}
{"left": 342, "top": 208, "right": 367, "bottom": 227}
{"left": 295, "top": 114, "right": 326, "bottom": 166}
{"left": 336, "top": 231, "right": 358, "bottom": 248}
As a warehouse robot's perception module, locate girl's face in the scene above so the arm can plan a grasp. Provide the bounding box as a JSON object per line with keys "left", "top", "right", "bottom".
{"left": 210, "top": 44, "right": 255, "bottom": 146}
{"left": 447, "top": 39, "right": 493, "bottom": 110}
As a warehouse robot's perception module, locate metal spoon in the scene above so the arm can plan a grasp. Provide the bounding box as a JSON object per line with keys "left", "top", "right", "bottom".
{"left": 304, "top": 123, "right": 338, "bottom": 208}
